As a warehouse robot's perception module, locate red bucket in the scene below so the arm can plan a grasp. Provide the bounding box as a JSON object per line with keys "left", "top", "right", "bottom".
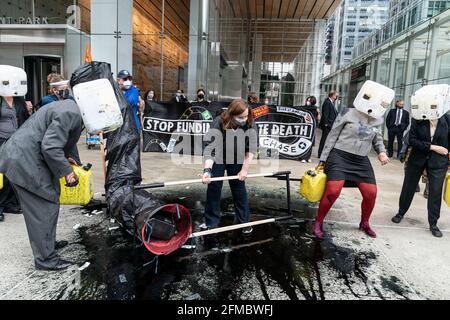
{"left": 141, "top": 204, "right": 192, "bottom": 256}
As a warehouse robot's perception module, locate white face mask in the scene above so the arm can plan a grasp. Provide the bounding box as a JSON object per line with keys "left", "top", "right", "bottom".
{"left": 147, "top": 92, "right": 154, "bottom": 100}
{"left": 176, "top": 92, "right": 181, "bottom": 97}
{"left": 411, "top": 84, "right": 450, "bottom": 120}
{"left": 306, "top": 101, "right": 311, "bottom": 106}
{"left": 0, "top": 65, "right": 28, "bottom": 97}
{"left": 123, "top": 80, "right": 132, "bottom": 90}
{"left": 354, "top": 80, "right": 395, "bottom": 119}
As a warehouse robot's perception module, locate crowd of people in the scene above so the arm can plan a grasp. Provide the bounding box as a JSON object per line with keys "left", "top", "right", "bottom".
{"left": 0, "top": 63, "right": 449, "bottom": 272}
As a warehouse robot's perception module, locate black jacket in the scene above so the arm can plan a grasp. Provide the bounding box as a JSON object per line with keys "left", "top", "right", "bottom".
{"left": 0, "top": 96, "right": 31, "bottom": 128}
{"left": 408, "top": 116, "right": 450, "bottom": 169}
{"left": 319, "top": 98, "right": 337, "bottom": 129}
{"left": 386, "top": 108, "right": 410, "bottom": 131}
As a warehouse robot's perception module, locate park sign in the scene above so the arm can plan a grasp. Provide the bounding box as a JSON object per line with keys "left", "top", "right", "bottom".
{"left": 0, "top": 17, "right": 49, "bottom": 25}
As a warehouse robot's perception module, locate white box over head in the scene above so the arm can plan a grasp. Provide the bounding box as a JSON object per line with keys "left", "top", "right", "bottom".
{"left": 411, "top": 84, "right": 450, "bottom": 120}
{"left": 0, "top": 65, "right": 28, "bottom": 97}
{"left": 354, "top": 80, "right": 395, "bottom": 119}
{"left": 73, "top": 78, "right": 123, "bottom": 134}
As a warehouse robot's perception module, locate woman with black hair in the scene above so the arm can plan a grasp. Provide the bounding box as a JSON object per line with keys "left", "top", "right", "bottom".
{"left": 301, "top": 96, "right": 320, "bottom": 163}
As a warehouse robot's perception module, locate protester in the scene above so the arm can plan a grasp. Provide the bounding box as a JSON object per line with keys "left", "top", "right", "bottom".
{"left": 117, "top": 70, "right": 141, "bottom": 132}
{"left": 202, "top": 99, "right": 258, "bottom": 241}
{"left": 36, "top": 74, "right": 72, "bottom": 110}
{"left": 0, "top": 96, "right": 83, "bottom": 270}
{"left": 313, "top": 82, "right": 393, "bottom": 239}
{"left": 195, "top": 88, "right": 209, "bottom": 106}
{"left": 0, "top": 66, "right": 33, "bottom": 222}
{"left": 248, "top": 91, "right": 259, "bottom": 104}
{"left": 301, "top": 96, "right": 320, "bottom": 163}
{"left": 171, "top": 89, "right": 188, "bottom": 104}
{"left": 391, "top": 85, "right": 450, "bottom": 238}
{"left": 318, "top": 91, "right": 339, "bottom": 157}
{"left": 145, "top": 90, "right": 157, "bottom": 103}
{"left": 386, "top": 100, "right": 410, "bottom": 159}
{"left": 141, "top": 90, "right": 157, "bottom": 128}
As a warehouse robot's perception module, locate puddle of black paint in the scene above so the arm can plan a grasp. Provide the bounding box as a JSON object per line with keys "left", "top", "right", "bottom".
{"left": 70, "top": 190, "right": 410, "bottom": 300}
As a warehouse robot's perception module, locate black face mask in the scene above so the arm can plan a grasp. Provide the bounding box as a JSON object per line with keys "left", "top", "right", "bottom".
{"left": 57, "top": 89, "right": 70, "bottom": 99}
{"left": 198, "top": 94, "right": 204, "bottom": 100}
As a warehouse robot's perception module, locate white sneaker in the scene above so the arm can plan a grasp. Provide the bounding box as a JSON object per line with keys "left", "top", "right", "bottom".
{"left": 242, "top": 227, "right": 253, "bottom": 235}
{"left": 301, "top": 160, "right": 307, "bottom": 163}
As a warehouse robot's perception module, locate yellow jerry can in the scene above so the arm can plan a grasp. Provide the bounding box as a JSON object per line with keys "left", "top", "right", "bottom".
{"left": 300, "top": 169, "right": 327, "bottom": 203}
{"left": 60, "top": 164, "right": 94, "bottom": 206}
{"left": 0, "top": 173, "right": 3, "bottom": 190}
{"left": 444, "top": 174, "right": 450, "bottom": 207}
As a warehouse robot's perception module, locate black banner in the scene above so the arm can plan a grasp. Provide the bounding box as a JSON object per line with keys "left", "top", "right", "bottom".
{"left": 142, "top": 101, "right": 317, "bottom": 160}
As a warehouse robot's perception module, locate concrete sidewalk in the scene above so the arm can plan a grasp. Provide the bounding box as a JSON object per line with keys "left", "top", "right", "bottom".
{"left": 0, "top": 136, "right": 449, "bottom": 300}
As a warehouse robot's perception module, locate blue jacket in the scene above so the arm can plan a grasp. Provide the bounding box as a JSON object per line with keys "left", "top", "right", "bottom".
{"left": 37, "top": 95, "right": 59, "bottom": 110}
{"left": 37, "top": 95, "right": 75, "bottom": 111}
{"left": 123, "top": 86, "right": 141, "bottom": 132}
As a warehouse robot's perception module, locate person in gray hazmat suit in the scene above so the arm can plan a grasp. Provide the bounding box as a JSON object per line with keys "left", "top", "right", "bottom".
{"left": 0, "top": 98, "right": 83, "bottom": 271}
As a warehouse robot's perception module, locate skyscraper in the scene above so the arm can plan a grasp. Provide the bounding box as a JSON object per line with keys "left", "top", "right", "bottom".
{"left": 328, "top": 0, "right": 390, "bottom": 73}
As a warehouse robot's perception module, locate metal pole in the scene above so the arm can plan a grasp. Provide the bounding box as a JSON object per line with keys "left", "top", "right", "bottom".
{"left": 160, "top": 0, "right": 165, "bottom": 100}
{"left": 286, "top": 173, "right": 291, "bottom": 215}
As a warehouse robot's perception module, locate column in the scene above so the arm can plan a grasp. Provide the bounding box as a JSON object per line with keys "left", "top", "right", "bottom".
{"left": 91, "top": 0, "right": 133, "bottom": 76}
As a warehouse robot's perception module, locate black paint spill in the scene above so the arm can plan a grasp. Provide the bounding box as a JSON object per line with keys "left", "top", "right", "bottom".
{"left": 67, "top": 188, "right": 411, "bottom": 300}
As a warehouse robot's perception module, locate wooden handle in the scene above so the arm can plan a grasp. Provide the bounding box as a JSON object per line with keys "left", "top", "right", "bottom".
{"left": 99, "top": 132, "right": 107, "bottom": 182}
{"left": 164, "top": 172, "right": 277, "bottom": 187}
{"left": 190, "top": 215, "right": 292, "bottom": 238}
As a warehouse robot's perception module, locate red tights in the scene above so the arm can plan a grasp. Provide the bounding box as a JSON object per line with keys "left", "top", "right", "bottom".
{"left": 316, "top": 180, "right": 377, "bottom": 225}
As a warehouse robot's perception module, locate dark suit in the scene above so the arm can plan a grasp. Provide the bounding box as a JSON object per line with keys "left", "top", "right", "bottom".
{"left": 318, "top": 98, "right": 338, "bottom": 157}
{"left": 386, "top": 108, "right": 410, "bottom": 158}
{"left": 398, "top": 116, "right": 450, "bottom": 226}
{"left": 0, "top": 100, "right": 83, "bottom": 268}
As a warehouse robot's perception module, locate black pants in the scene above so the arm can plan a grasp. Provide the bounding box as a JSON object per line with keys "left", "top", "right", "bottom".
{"left": 302, "top": 136, "right": 315, "bottom": 161}
{"left": 204, "top": 163, "right": 250, "bottom": 228}
{"left": 0, "top": 138, "right": 19, "bottom": 211}
{"left": 318, "top": 127, "right": 331, "bottom": 158}
{"left": 398, "top": 163, "right": 447, "bottom": 226}
{"left": 387, "top": 127, "right": 404, "bottom": 158}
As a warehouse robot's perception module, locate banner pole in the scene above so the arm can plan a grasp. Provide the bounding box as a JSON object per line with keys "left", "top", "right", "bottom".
{"left": 99, "top": 132, "right": 107, "bottom": 182}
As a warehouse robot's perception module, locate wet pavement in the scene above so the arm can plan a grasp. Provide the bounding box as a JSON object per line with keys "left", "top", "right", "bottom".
{"left": 64, "top": 188, "right": 415, "bottom": 300}
{"left": 2, "top": 143, "right": 450, "bottom": 300}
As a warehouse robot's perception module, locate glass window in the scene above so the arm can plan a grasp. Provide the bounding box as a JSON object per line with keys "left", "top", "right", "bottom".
{"left": 434, "top": 20, "right": 450, "bottom": 82}
{"left": 377, "top": 50, "right": 391, "bottom": 85}
{"left": 393, "top": 42, "right": 408, "bottom": 88}
{"left": 408, "top": 32, "right": 431, "bottom": 93}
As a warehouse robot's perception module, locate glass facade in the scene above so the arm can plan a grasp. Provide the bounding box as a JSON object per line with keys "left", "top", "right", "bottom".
{"left": 191, "top": 0, "right": 326, "bottom": 105}
{"left": 322, "top": 5, "right": 450, "bottom": 136}
{"left": 326, "top": 0, "right": 390, "bottom": 74}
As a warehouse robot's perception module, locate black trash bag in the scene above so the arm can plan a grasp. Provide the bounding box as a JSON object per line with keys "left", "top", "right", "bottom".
{"left": 70, "top": 62, "right": 144, "bottom": 228}
{"left": 108, "top": 186, "right": 165, "bottom": 233}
